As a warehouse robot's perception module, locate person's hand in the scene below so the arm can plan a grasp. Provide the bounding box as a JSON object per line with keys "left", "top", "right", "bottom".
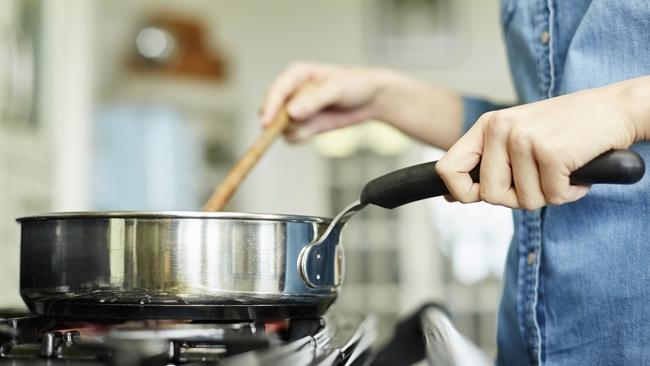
{"left": 261, "top": 62, "right": 390, "bottom": 143}
{"left": 435, "top": 84, "right": 641, "bottom": 210}
{"left": 261, "top": 61, "right": 465, "bottom": 149}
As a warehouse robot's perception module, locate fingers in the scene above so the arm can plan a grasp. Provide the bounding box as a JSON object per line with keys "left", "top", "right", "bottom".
{"left": 261, "top": 62, "right": 321, "bottom": 126}
{"left": 480, "top": 113, "right": 519, "bottom": 207}
{"left": 508, "top": 128, "right": 547, "bottom": 210}
{"left": 438, "top": 110, "right": 591, "bottom": 210}
{"left": 284, "top": 107, "right": 371, "bottom": 143}
{"left": 435, "top": 115, "right": 486, "bottom": 203}
{"left": 287, "top": 80, "right": 342, "bottom": 121}
{"left": 537, "top": 156, "right": 590, "bottom": 205}
{"left": 437, "top": 86, "right": 620, "bottom": 209}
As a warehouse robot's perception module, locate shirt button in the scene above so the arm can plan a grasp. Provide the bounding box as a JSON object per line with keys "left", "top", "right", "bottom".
{"left": 527, "top": 251, "right": 537, "bottom": 265}
{"left": 540, "top": 31, "right": 550, "bottom": 45}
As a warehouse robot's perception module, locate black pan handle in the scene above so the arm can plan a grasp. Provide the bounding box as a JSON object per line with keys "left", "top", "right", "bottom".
{"left": 360, "top": 149, "right": 645, "bottom": 209}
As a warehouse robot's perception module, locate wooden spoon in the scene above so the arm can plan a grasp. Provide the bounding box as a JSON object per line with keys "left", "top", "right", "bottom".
{"left": 202, "top": 104, "right": 293, "bottom": 211}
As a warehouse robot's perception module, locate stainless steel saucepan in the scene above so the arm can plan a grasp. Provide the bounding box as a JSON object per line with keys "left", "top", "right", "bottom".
{"left": 17, "top": 150, "right": 645, "bottom": 320}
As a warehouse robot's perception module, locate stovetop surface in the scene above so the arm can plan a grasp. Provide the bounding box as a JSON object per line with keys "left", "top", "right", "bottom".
{"left": 0, "top": 309, "right": 376, "bottom": 366}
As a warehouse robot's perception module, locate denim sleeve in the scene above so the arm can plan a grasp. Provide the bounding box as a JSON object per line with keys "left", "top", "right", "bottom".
{"left": 461, "top": 96, "right": 512, "bottom": 133}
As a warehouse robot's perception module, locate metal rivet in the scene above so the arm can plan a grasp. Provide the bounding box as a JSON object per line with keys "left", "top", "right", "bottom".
{"left": 540, "top": 31, "right": 550, "bottom": 45}
{"left": 316, "top": 274, "right": 321, "bottom": 280}
{"left": 527, "top": 251, "right": 536, "bottom": 265}
{"left": 316, "top": 253, "right": 321, "bottom": 260}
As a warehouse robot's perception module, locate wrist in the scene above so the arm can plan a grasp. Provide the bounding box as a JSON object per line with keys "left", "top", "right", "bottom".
{"left": 611, "top": 76, "right": 650, "bottom": 142}
{"left": 367, "top": 68, "right": 413, "bottom": 124}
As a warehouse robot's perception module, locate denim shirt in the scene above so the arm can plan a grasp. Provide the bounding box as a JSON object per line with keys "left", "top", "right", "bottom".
{"left": 462, "top": 1, "right": 650, "bottom": 365}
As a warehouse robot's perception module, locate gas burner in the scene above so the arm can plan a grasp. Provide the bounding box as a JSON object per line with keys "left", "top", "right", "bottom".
{"left": 0, "top": 312, "right": 375, "bottom": 365}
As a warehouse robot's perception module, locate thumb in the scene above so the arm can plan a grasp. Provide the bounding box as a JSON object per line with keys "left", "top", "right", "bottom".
{"left": 287, "top": 81, "right": 342, "bottom": 121}
{"left": 564, "top": 185, "right": 591, "bottom": 203}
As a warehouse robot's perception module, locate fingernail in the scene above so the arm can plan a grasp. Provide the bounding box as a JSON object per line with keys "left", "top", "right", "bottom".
{"left": 288, "top": 102, "right": 304, "bottom": 118}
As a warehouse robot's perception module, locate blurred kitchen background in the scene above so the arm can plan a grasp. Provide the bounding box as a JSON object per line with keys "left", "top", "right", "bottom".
{"left": 0, "top": 0, "right": 515, "bottom": 357}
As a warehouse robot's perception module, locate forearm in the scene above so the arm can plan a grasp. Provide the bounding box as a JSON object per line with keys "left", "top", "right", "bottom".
{"left": 370, "top": 69, "right": 464, "bottom": 150}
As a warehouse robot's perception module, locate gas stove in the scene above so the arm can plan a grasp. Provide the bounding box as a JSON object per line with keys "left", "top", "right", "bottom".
{"left": 0, "top": 310, "right": 375, "bottom": 365}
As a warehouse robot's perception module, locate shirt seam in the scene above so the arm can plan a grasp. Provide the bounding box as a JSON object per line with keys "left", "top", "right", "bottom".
{"left": 532, "top": 221, "right": 543, "bottom": 365}
{"left": 546, "top": 0, "right": 556, "bottom": 98}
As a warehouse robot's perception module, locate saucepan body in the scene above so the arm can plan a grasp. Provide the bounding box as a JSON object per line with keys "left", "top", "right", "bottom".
{"left": 17, "top": 211, "right": 343, "bottom": 320}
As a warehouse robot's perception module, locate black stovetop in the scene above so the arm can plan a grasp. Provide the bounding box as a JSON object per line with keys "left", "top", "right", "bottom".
{"left": 0, "top": 310, "right": 376, "bottom": 366}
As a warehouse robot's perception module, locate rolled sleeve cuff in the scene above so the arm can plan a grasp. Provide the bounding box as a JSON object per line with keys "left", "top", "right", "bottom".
{"left": 461, "top": 96, "right": 512, "bottom": 133}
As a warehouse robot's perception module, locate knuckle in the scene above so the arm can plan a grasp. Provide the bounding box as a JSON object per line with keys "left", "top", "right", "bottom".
{"left": 534, "top": 143, "right": 561, "bottom": 166}
{"left": 483, "top": 111, "right": 515, "bottom": 138}
{"left": 508, "top": 125, "right": 533, "bottom": 151}
{"left": 481, "top": 111, "right": 497, "bottom": 128}
{"left": 534, "top": 141, "right": 553, "bottom": 157}
{"left": 545, "top": 191, "right": 568, "bottom": 206}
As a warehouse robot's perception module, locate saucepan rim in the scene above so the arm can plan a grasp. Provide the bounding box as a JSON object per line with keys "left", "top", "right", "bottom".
{"left": 16, "top": 211, "right": 332, "bottom": 224}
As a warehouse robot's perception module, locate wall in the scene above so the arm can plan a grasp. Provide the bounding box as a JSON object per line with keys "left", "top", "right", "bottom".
{"left": 95, "top": 0, "right": 514, "bottom": 216}
{"left": 0, "top": 0, "right": 96, "bottom": 308}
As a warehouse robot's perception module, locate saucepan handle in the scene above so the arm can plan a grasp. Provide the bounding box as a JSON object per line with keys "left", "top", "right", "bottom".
{"left": 360, "top": 149, "right": 645, "bottom": 209}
